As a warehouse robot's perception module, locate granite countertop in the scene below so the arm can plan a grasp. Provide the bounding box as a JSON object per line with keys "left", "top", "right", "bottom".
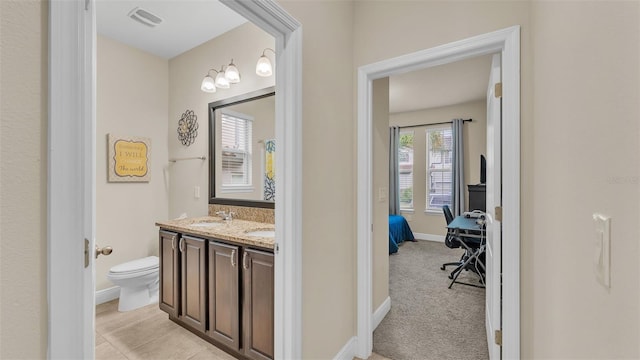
{"left": 156, "top": 216, "right": 275, "bottom": 250}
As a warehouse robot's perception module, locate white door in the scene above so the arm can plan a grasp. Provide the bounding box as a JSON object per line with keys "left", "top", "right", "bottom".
{"left": 49, "top": 0, "right": 96, "bottom": 358}
{"left": 485, "top": 53, "right": 502, "bottom": 360}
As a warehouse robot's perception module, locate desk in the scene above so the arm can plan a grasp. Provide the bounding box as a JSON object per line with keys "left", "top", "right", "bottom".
{"left": 447, "top": 216, "right": 484, "bottom": 235}
{"left": 446, "top": 216, "right": 486, "bottom": 288}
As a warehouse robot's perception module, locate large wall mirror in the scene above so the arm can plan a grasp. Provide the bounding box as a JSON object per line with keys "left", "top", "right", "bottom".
{"left": 209, "top": 87, "right": 275, "bottom": 208}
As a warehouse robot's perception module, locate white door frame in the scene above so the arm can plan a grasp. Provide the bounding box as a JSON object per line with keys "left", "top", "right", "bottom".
{"left": 356, "top": 26, "right": 520, "bottom": 359}
{"left": 48, "top": 1, "right": 303, "bottom": 359}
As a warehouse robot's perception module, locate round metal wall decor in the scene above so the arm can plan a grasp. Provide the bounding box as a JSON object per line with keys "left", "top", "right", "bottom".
{"left": 177, "top": 110, "right": 198, "bottom": 146}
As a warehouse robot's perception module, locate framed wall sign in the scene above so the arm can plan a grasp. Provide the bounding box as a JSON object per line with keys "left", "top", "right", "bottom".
{"left": 107, "top": 134, "right": 151, "bottom": 182}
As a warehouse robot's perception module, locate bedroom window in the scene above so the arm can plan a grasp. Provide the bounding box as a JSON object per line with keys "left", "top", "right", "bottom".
{"left": 398, "top": 130, "right": 414, "bottom": 210}
{"left": 220, "top": 110, "right": 253, "bottom": 190}
{"left": 426, "top": 126, "right": 452, "bottom": 211}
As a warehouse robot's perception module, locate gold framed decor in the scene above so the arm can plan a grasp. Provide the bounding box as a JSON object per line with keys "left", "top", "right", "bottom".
{"left": 107, "top": 134, "right": 151, "bottom": 182}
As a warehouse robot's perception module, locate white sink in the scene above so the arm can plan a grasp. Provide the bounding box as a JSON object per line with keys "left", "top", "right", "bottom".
{"left": 190, "top": 221, "right": 224, "bottom": 228}
{"left": 245, "top": 230, "right": 275, "bottom": 238}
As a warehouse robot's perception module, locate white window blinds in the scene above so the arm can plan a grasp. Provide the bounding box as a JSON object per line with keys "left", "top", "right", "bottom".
{"left": 426, "top": 126, "right": 453, "bottom": 211}
{"left": 220, "top": 110, "right": 253, "bottom": 186}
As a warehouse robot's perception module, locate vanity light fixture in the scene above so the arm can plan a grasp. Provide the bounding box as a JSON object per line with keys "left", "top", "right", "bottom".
{"left": 201, "top": 65, "right": 239, "bottom": 93}
{"left": 256, "top": 48, "right": 275, "bottom": 77}
{"left": 224, "top": 59, "right": 241, "bottom": 84}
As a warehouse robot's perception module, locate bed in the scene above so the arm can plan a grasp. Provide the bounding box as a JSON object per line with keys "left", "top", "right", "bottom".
{"left": 389, "top": 215, "right": 416, "bottom": 254}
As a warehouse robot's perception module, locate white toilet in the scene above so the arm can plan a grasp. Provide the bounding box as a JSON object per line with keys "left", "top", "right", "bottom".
{"left": 107, "top": 256, "right": 159, "bottom": 312}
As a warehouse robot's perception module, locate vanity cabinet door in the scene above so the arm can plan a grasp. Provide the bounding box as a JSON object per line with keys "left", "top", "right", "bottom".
{"left": 207, "top": 241, "right": 240, "bottom": 351}
{"left": 242, "top": 248, "right": 274, "bottom": 360}
{"left": 159, "top": 230, "right": 179, "bottom": 318}
{"left": 179, "top": 235, "right": 207, "bottom": 333}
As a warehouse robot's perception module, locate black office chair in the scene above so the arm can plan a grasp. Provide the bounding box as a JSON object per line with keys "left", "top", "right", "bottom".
{"left": 440, "top": 205, "right": 464, "bottom": 272}
{"left": 440, "top": 205, "right": 484, "bottom": 285}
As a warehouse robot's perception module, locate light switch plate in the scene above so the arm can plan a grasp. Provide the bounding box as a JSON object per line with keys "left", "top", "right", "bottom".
{"left": 194, "top": 186, "right": 200, "bottom": 199}
{"left": 592, "top": 213, "right": 611, "bottom": 288}
{"left": 378, "top": 187, "right": 387, "bottom": 202}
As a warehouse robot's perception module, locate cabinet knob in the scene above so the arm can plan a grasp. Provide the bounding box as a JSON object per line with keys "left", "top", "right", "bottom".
{"left": 95, "top": 245, "right": 113, "bottom": 259}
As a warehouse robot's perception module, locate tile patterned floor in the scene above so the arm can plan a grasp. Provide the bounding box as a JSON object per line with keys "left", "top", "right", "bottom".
{"left": 95, "top": 300, "right": 235, "bottom": 360}
{"left": 96, "top": 299, "right": 390, "bottom": 360}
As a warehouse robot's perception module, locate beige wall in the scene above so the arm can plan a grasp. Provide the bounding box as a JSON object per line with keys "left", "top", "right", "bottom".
{"left": 354, "top": 1, "right": 640, "bottom": 358}
{"left": 168, "top": 23, "right": 274, "bottom": 219}
{"left": 528, "top": 1, "right": 639, "bottom": 357}
{"left": 3, "top": 0, "right": 640, "bottom": 359}
{"left": 0, "top": 0, "right": 48, "bottom": 358}
{"left": 214, "top": 95, "right": 275, "bottom": 201}
{"left": 390, "top": 100, "right": 487, "bottom": 236}
{"left": 372, "top": 78, "right": 390, "bottom": 312}
{"left": 278, "top": 1, "right": 356, "bottom": 358}
{"left": 95, "top": 36, "right": 170, "bottom": 291}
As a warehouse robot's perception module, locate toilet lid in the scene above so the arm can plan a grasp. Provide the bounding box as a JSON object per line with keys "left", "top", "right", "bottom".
{"left": 110, "top": 256, "right": 159, "bottom": 274}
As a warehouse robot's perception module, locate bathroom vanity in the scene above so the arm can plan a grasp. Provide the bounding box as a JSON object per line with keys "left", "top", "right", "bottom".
{"left": 156, "top": 216, "right": 275, "bottom": 360}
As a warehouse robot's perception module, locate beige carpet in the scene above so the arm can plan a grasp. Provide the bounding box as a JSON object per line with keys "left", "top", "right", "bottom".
{"left": 373, "top": 240, "right": 489, "bottom": 360}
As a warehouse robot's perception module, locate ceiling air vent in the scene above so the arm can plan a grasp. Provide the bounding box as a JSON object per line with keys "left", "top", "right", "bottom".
{"left": 128, "top": 7, "right": 163, "bottom": 28}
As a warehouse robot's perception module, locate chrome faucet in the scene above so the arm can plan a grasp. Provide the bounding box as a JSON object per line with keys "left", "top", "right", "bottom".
{"left": 216, "top": 210, "right": 235, "bottom": 222}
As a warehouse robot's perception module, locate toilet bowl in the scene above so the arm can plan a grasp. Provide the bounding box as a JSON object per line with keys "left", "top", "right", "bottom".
{"left": 107, "top": 256, "right": 159, "bottom": 312}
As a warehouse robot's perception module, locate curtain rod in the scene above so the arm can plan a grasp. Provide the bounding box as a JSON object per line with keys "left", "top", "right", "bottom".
{"left": 398, "top": 118, "right": 472, "bottom": 129}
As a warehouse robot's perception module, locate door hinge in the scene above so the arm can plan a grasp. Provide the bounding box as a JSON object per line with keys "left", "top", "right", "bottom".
{"left": 84, "top": 239, "right": 90, "bottom": 268}
{"left": 495, "top": 329, "right": 503, "bottom": 346}
{"left": 495, "top": 206, "right": 503, "bottom": 222}
{"left": 275, "top": 243, "right": 280, "bottom": 254}
{"left": 494, "top": 82, "right": 502, "bottom": 98}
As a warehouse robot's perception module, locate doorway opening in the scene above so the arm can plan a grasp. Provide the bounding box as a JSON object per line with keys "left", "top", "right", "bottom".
{"left": 355, "top": 26, "right": 520, "bottom": 360}
{"left": 372, "top": 53, "right": 496, "bottom": 359}
{"left": 47, "top": 1, "right": 302, "bottom": 358}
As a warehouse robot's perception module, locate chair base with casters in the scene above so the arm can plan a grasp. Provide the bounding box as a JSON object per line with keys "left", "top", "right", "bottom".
{"left": 446, "top": 242, "right": 485, "bottom": 289}
{"left": 441, "top": 235, "right": 485, "bottom": 288}
{"left": 440, "top": 205, "right": 486, "bottom": 289}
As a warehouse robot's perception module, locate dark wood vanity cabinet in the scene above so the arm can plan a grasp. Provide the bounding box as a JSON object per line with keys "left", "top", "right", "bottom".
{"left": 180, "top": 235, "right": 207, "bottom": 333}
{"left": 159, "top": 230, "right": 179, "bottom": 318}
{"left": 158, "top": 229, "right": 274, "bottom": 360}
{"left": 242, "top": 249, "right": 274, "bottom": 360}
{"left": 207, "top": 241, "right": 241, "bottom": 351}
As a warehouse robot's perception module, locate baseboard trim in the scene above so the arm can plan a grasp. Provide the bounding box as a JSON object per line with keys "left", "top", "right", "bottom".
{"left": 96, "top": 286, "right": 120, "bottom": 305}
{"left": 413, "top": 232, "right": 445, "bottom": 243}
{"left": 333, "top": 336, "right": 357, "bottom": 360}
{"left": 372, "top": 296, "right": 391, "bottom": 330}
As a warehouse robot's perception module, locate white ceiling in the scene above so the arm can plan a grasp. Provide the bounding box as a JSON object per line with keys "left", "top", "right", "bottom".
{"left": 389, "top": 54, "right": 494, "bottom": 113}
{"left": 97, "top": 1, "right": 491, "bottom": 113}
{"left": 96, "top": 0, "right": 247, "bottom": 59}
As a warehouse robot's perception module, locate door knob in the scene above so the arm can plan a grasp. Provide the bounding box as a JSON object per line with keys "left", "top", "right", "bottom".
{"left": 95, "top": 245, "right": 113, "bottom": 259}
